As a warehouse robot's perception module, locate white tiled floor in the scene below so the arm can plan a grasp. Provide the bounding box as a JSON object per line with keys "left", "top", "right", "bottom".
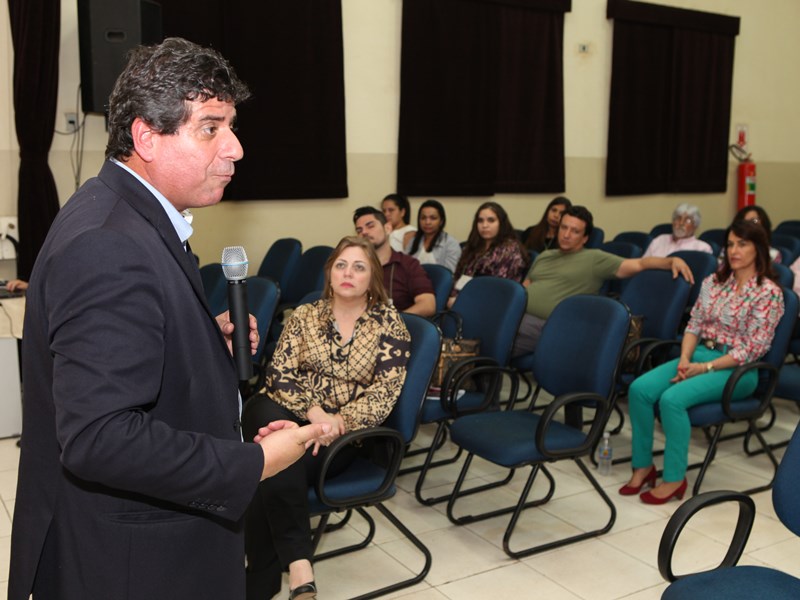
{"left": 1, "top": 396, "right": 798, "bottom": 599}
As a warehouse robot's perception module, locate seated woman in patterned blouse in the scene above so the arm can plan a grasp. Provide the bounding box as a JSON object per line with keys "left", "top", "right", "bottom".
{"left": 620, "top": 220, "right": 785, "bottom": 505}
{"left": 447, "top": 201, "right": 529, "bottom": 307}
{"left": 242, "top": 235, "right": 411, "bottom": 600}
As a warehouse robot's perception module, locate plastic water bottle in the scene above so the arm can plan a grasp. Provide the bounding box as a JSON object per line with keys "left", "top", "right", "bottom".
{"left": 597, "top": 431, "right": 613, "bottom": 476}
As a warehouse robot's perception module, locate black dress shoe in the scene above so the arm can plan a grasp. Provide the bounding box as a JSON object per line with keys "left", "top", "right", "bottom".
{"left": 289, "top": 581, "right": 317, "bottom": 600}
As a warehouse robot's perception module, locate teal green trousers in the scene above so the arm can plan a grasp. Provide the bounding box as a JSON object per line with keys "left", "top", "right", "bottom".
{"left": 629, "top": 346, "right": 757, "bottom": 482}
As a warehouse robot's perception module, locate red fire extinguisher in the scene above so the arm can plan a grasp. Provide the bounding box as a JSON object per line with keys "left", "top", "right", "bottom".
{"left": 730, "top": 143, "right": 755, "bottom": 210}
{"left": 737, "top": 161, "right": 756, "bottom": 210}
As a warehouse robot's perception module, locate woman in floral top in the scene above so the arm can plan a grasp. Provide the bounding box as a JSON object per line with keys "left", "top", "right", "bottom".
{"left": 448, "top": 201, "right": 529, "bottom": 307}
{"left": 243, "top": 236, "right": 410, "bottom": 600}
{"left": 621, "top": 220, "right": 784, "bottom": 505}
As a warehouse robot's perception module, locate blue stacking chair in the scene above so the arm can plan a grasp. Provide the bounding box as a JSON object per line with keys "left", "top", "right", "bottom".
{"left": 279, "top": 245, "right": 333, "bottom": 307}
{"left": 304, "top": 314, "right": 440, "bottom": 599}
{"left": 445, "top": 295, "right": 631, "bottom": 558}
{"left": 650, "top": 223, "right": 673, "bottom": 237}
{"left": 269, "top": 245, "right": 334, "bottom": 341}
{"left": 668, "top": 250, "right": 719, "bottom": 308}
{"left": 199, "top": 262, "right": 227, "bottom": 315}
{"left": 774, "top": 220, "right": 800, "bottom": 237}
{"left": 402, "top": 277, "right": 527, "bottom": 506}
{"left": 658, "top": 423, "right": 800, "bottom": 600}
{"left": 421, "top": 263, "right": 453, "bottom": 313}
{"left": 772, "top": 233, "right": 800, "bottom": 265}
{"left": 256, "top": 238, "right": 302, "bottom": 294}
{"left": 699, "top": 228, "right": 727, "bottom": 253}
{"left": 613, "top": 230, "right": 652, "bottom": 253}
{"left": 585, "top": 226, "right": 604, "bottom": 249}
{"left": 599, "top": 241, "right": 643, "bottom": 296}
{"left": 773, "top": 263, "right": 794, "bottom": 289}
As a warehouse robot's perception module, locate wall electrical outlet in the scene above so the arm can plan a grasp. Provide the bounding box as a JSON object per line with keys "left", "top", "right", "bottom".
{"left": 65, "top": 112, "right": 78, "bottom": 133}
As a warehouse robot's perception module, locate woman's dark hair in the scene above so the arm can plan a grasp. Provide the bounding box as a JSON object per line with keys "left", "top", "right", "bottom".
{"left": 733, "top": 205, "right": 773, "bottom": 244}
{"left": 322, "top": 236, "right": 388, "bottom": 309}
{"left": 106, "top": 37, "right": 251, "bottom": 160}
{"left": 456, "top": 201, "right": 524, "bottom": 274}
{"left": 524, "top": 196, "right": 572, "bottom": 251}
{"left": 716, "top": 220, "right": 776, "bottom": 285}
{"left": 409, "top": 199, "right": 446, "bottom": 255}
{"left": 382, "top": 193, "right": 412, "bottom": 225}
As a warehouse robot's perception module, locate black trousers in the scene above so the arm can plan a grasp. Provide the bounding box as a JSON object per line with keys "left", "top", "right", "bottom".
{"left": 243, "top": 395, "right": 355, "bottom": 600}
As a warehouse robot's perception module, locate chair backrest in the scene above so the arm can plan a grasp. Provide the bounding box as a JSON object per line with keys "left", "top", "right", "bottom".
{"left": 585, "top": 227, "right": 604, "bottom": 249}
{"left": 650, "top": 223, "right": 673, "bottom": 237}
{"left": 668, "top": 250, "right": 719, "bottom": 307}
{"left": 298, "top": 290, "right": 323, "bottom": 305}
{"left": 383, "top": 314, "right": 441, "bottom": 443}
{"left": 613, "top": 231, "right": 652, "bottom": 252}
{"left": 772, "top": 234, "right": 800, "bottom": 265}
{"left": 199, "top": 262, "right": 228, "bottom": 315}
{"left": 244, "top": 276, "right": 281, "bottom": 362}
{"left": 600, "top": 240, "right": 643, "bottom": 259}
{"left": 773, "top": 415, "right": 800, "bottom": 537}
{"left": 281, "top": 245, "right": 334, "bottom": 305}
{"left": 699, "top": 228, "right": 727, "bottom": 251}
{"left": 759, "top": 287, "right": 798, "bottom": 372}
{"left": 448, "top": 277, "right": 527, "bottom": 366}
{"left": 421, "top": 263, "right": 453, "bottom": 313}
{"left": 775, "top": 221, "right": 800, "bottom": 238}
{"left": 773, "top": 263, "right": 795, "bottom": 289}
{"left": 256, "top": 238, "right": 302, "bottom": 291}
{"left": 619, "top": 270, "right": 691, "bottom": 340}
{"left": 533, "top": 294, "right": 630, "bottom": 399}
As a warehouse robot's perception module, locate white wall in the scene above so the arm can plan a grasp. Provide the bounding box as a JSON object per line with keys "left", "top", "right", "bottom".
{"left": 1, "top": 0, "right": 798, "bottom": 266}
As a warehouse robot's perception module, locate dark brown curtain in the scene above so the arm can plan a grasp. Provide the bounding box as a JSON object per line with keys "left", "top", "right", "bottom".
{"left": 398, "top": 0, "right": 570, "bottom": 196}
{"left": 606, "top": 0, "right": 739, "bottom": 196}
{"left": 162, "top": 0, "right": 347, "bottom": 200}
{"left": 8, "top": 0, "right": 62, "bottom": 280}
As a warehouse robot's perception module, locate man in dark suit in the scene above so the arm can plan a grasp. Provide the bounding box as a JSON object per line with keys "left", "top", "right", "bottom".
{"left": 8, "top": 38, "right": 328, "bottom": 599}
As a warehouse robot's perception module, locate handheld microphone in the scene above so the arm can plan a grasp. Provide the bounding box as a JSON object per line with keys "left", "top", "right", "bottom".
{"left": 221, "top": 246, "right": 253, "bottom": 381}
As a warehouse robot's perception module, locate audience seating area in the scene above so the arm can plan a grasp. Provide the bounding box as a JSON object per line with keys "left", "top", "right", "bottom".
{"left": 182, "top": 219, "right": 800, "bottom": 598}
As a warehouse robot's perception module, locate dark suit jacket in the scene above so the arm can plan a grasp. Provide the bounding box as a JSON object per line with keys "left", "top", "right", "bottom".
{"left": 9, "top": 161, "right": 264, "bottom": 599}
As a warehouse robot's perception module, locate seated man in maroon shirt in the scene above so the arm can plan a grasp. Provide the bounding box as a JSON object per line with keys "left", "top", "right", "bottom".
{"left": 354, "top": 206, "right": 436, "bottom": 317}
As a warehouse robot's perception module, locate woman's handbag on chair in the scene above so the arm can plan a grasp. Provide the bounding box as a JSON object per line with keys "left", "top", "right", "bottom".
{"left": 430, "top": 311, "right": 480, "bottom": 389}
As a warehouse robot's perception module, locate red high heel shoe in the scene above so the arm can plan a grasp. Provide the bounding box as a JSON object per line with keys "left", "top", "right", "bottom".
{"left": 618, "top": 465, "right": 657, "bottom": 496}
{"left": 639, "top": 478, "right": 688, "bottom": 505}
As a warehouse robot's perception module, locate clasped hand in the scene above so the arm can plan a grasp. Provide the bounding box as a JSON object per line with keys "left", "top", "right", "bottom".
{"left": 670, "top": 359, "right": 705, "bottom": 382}
{"left": 253, "top": 420, "right": 333, "bottom": 480}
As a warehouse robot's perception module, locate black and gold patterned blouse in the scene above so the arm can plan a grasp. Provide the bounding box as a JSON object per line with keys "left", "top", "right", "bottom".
{"left": 263, "top": 299, "right": 411, "bottom": 431}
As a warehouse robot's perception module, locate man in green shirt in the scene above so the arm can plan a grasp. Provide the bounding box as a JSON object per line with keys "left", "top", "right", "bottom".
{"left": 512, "top": 205, "right": 693, "bottom": 356}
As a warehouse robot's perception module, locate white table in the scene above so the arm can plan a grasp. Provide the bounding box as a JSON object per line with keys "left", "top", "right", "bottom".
{"left": 0, "top": 297, "right": 23, "bottom": 437}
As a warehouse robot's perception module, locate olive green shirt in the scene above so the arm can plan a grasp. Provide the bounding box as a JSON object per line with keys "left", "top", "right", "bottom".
{"left": 525, "top": 249, "right": 624, "bottom": 319}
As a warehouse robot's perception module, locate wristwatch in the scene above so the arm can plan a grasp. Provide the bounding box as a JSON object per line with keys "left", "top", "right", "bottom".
{"left": 706, "top": 362, "right": 715, "bottom": 373}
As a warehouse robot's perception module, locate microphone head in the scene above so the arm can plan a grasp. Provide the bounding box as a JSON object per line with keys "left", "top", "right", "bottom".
{"left": 221, "top": 246, "right": 249, "bottom": 281}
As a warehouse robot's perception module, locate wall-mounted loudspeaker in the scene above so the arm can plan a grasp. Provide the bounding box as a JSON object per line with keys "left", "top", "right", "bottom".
{"left": 77, "top": 0, "right": 163, "bottom": 114}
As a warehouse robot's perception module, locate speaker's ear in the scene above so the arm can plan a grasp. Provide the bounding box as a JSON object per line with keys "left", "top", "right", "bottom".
{"left": 77, "top": 0, "right": 163, "bottom": 115}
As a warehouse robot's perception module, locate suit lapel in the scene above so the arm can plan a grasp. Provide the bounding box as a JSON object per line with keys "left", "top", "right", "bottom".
{"left": 96, "top": 162, "right": 230, "bottom": 354}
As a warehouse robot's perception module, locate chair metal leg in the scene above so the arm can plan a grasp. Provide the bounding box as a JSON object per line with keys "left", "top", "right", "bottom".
{"left": 446, "top": 454, "right": 555, "bottom": 525}
{"left": 739, "top": 421, "right": 781, "bottom": 495}
{"left": 690, "top": 424, "right": 723, "bottom": 497}
{"left": 503, "top": 458, "right": 616, "bottom": 559}
{"left": 313, "top": 507, "right": 375, "bottom": 561}
{"left": 410, "top": 422, "right": 468, "bottom": 506}
{"left": 400, "top": 422, "right": 463, "bottom": 478}
{"left": 313, "top": 505, "right": 432, "bottom": 600}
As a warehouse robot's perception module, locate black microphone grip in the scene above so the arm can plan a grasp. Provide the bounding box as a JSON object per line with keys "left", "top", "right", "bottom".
{"left": 227, "top": 279, "right": 253, "bottom": 381}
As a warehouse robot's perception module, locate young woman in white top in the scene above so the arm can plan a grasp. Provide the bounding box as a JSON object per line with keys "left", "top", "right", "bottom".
{"left": 405, "top": 199, "right": 461, "bottom": 272}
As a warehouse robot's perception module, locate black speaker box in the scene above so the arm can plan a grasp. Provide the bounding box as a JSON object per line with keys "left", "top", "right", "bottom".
{"left": 77, "top": 0, "right": 163, "bottom": 114}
